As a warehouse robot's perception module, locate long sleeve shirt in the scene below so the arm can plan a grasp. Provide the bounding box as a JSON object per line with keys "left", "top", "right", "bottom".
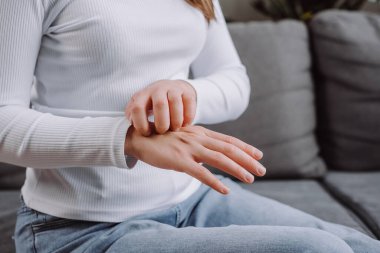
{"left": 0, "top": 0, "right": 250, "bottom": 222}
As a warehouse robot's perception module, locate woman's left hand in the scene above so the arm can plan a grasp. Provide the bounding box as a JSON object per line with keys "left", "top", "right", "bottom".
{"left": 125, "top": 80, "right": 197, "bottom": 136}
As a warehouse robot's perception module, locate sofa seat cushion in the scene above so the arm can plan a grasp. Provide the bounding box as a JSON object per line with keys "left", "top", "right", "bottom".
{"left": 0, "top": 191, "right": 21, "bottom": 253}
{"left": 323, "top": 171, "right": 380, "bottom": 239}
{"left": 239, "top": 179, "right": 373, "bottom": 237}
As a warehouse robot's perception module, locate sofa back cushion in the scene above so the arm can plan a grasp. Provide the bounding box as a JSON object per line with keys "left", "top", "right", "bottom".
{"left": 311, "top": 11, "right": 380, "bottom": 171}
{"left": 205, "top": 21, "right": 326, "bottom": 179}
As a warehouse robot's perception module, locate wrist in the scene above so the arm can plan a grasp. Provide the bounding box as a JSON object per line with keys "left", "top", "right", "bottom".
{"left": 124, "top": 125, "right": 139, "bottom": 169}
{"left": 125, "top": 125, "right": 137, "bottom": 158}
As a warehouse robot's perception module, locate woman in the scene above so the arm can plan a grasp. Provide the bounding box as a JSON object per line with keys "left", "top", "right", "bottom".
{"left": 0, "top": 0, "right": 378, "bottom": 252}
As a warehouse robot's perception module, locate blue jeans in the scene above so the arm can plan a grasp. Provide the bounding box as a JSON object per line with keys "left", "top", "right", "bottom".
{"left": 15, "top": 175, "right": 380, "bottom": 253}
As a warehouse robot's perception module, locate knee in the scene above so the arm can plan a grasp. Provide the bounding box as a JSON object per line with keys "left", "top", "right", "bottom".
{"left": 292, "top": 228, "right": 354, "bottom": 253}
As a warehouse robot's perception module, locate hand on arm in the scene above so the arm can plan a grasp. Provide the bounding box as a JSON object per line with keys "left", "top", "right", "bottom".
{"left": 125, "top": 124, "right": 265, "bottom": 195}
{"left": 125, "top": 0, "right": 250, "bottom": 134}
{"left": 124, "top": 79, "right": 197, "bottom": 136}
{"left": 123, "top": 0, "right": 260, "bottom": 187}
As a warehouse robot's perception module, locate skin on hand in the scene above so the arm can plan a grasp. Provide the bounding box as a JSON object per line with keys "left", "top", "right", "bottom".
{"left": 125, "top": 124, "right": 266, "bottom": 195}
{"left": 125, "top": 79, "right": 197, "bottom": 136}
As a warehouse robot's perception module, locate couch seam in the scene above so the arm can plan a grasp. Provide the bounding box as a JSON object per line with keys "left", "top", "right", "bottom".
{"left": 318, "top": 179, "right": 379, "bottom": 239}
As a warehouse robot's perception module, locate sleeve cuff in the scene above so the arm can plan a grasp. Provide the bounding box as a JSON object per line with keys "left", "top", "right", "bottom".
{"left": 113, "top": 117, "right": 138, "bottom": 169}
{"left": 181, "top": 78, "right": 207, "bottom": 125}
{"left": 125, "top": 155, "right": 138, "bottom": 169}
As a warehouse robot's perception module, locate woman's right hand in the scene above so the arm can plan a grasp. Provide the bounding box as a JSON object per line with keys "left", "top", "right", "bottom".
{"left": 125, "top": 124, "right": 266, "bottom": 195}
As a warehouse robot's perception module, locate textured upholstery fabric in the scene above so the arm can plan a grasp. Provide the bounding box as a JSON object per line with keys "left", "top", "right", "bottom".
{"left": 0, "top": 163, "right": 25, "bottom": 190}
{"left": 240, "top": 180, "right": 372, "bottom": 237}
{"left": 324, "top": 171, "right": 380, "bottom": 238}
{"left": 311, "top": 10, "right": 380, "bottom": 171}
{"left": 0, "top": 191, "right": 20, "bottom": 253}
{"left": 206, "top": 22, "right": 326, "bottom": 179}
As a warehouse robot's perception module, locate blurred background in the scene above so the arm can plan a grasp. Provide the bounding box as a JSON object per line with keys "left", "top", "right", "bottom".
{"left": 220, "top": 0, "right": 380, "bottom": 21}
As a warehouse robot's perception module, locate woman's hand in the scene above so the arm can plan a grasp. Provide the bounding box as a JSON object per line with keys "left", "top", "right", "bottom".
{"left": 125, "top": 124, "right": 265, "bottom": 195}
{"left": 125, "top": 80, "right": 197, "bottom": 136}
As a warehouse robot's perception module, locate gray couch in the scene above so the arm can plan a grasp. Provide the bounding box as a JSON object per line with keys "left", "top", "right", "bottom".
{"left": 1, "top": 10, "right": 379, "bottom": 252}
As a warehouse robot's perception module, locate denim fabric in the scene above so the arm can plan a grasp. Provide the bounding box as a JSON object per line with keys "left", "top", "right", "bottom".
{"left": 14, "top": 175, "right": 380, "bottom": 253}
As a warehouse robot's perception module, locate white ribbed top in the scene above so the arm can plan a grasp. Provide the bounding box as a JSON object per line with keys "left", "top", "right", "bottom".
{"left": 0, "top": 0, "right": 250, "bottom": 222}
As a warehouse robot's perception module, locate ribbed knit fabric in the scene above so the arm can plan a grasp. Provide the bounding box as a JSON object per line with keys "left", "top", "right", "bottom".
{"left": 0, "top": 0, "right": 250, "bottom": 222}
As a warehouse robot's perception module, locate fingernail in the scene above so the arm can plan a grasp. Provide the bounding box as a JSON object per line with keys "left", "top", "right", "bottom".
{"left": 245, "top": 172, "right": 254, "bottom": 183}
{"left": 257, "top": 150, "right": 264, "bottom": 159}
{"left": 258, "top": 165, "right": 266, "bottom": 176}
{"left": 221, "top": 186, "right": 230, "bottom": 194}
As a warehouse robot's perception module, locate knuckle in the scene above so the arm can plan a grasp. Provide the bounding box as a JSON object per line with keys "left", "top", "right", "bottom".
{"left": 135, "top": 126, "right": 147, "bottom": 134}
{"left": 178, "top": 133, "right": 191, "bottom": 144}
{"left": 229, "top": 162, "right": 241, "bottom": 173}
{"left": 156, "top": 128, "right": 167, "bottom": 134}
{"left": 168, "top": 94, "right": 181, "bottom": 104}
{"left": 236, "top": 172, "right": 247, "bottom": 181}
{"left": 183, "top": 92, "right": 196, "bottom": 101}
{"left": 154, "top": 99, "right": 166, "bottom": 110}
{"left": 223, "top": 144, "right": 236, "bottom": 155}
{"left": 131, "top": 93, "right": 140, "bottom": 102}
{"left": 131, "top": 105, "right": 143, "bottom": 114}
{"left": 193, "top": 125, "right": 205, "bottom": 131}
{"left": 171, "top": 121, "right": 182, "bottom": 130}
{"left": 209, "top": 177, "right": 221, "bottom": 190}
{"left": 155, "top": 124, "right": 169, "bottom": 134}
{"left": 239, "top": 170, "right": 248, "bottom": 179}
{"left": 211, "top": 152, "right": 224, "bottom": 162}
{"left": 198, "top": 170, "right": 212, "bottom": 183}
{"left": 193, "top": 126, "right": 207, "bottom": 135}
{"left": 243, "top": 143, "right": 252, "bottom": 153}
{"left": 225, "top": 136, "right": 235, "bottom": 144}
{"left": 132, "top": 92, "right": 146, "bottom": 103}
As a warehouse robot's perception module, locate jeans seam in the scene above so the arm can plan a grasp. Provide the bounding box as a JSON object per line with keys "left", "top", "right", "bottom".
{"left": 31, "top": 223, "right": 38, "bottom": 253}
{"left": 31, "top": 210, "right": 44, "bottom": 253}
{"left": 175, "top": 205, "right": 181, "bottom": 227}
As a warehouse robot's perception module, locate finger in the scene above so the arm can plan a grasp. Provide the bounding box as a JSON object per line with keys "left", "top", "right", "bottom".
{"left": 125, "top": 99, "right": 134, "bottom": 121}
{"left": 182, "top": 92, "right": 196, "bottom": 126}
{"left": 202, "top": 137, "right": 266, "bottom": 177}
{"left": 196, "top": 146, "right": 255, "bottom": 183}
{"left": 183, "top": 160, "right": 230, "bottom": 195}
{"left": 130, "top": 96, "right": 152, "bottom": 136}
{"left": 168, "top": 90, "right": 184, "bottom": 131}
{"left": 204, "top": 130, "right": 263, "bottom": 160}
{"left": 125, "top": 104, "right": 131, "bottom": 120}
{"left": 152, "top": 92, "right": 170, "bottom": 134}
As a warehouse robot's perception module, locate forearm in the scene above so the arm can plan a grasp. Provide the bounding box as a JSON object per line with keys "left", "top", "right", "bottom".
{"left": 184, "top": 65, "right": 250, "bottom": 125}
{"left": 182, "top": 0, "right": 251, "bottom": 125}
{"left": 0, "top": 105, "right": 130, "bottom": 169}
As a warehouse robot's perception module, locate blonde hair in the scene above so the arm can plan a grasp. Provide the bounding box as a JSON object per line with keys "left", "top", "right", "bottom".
{"left": 186, "top": 0, "right": 216, "bottom": 23}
